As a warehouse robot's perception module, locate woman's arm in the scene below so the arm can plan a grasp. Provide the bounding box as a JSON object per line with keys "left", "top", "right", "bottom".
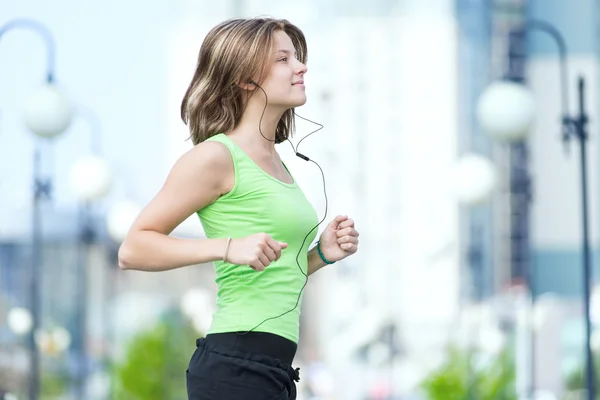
{"left": 118, "top": 141, "right": 234, "bottom": 272}
{"left": 307, "top": 245, "right": 327, "bottom": 276}
{"left": 306, "top": 215, "right": 360, "bottom": 276}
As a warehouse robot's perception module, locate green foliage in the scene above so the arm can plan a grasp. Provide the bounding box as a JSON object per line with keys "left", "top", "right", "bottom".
{"left": 564, "top": 353, "right": 600, "bottom": 398}
{"left": 111, "top": 309, "right": 201, "bottom": 400}
{"left": 40, "top": 367, "right": 71, "bottom": 399}
{"left": 419, "top": 345, "right": 517, "bottom": 400}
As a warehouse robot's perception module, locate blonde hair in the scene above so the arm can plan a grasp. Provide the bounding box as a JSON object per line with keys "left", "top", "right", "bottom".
{"left": 181, "top": 18, "right": 308, "bottom": 145}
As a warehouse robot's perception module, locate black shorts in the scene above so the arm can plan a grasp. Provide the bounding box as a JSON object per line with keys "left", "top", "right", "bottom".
{"left": 186, "top": 334, "right": 300, "bottom": 399}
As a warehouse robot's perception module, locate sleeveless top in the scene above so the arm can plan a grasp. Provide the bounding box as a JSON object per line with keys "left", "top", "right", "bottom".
{"left": 197, "top": 133, "right": 319, "bottom": 344}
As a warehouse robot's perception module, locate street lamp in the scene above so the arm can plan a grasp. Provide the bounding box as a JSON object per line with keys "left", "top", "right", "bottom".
{"left": 454, "top": 153, "right": 497, "bottom": 400}
{"left": 106, "top": 200, "right": 142, "bottom": 243}
{"left": 7, "top": 307, "right": 33, "bottom": 337}
{"left": 476, "top": 81, "right": 536, "bottom": 143}
{"left": 69, "top": 156, "right": 112, "bottom": 202}
{"left": 68, "top": 106, "right": 113, "bottom": 400}
{"left": 68, "top": 105, "right": 112, "bottom": 202}
{"left": 454, "top": 153, "right": 497, "bottom": 206}
{"left": 180, "top": 287, "right": 214, "bottom": 334}
{"left": 454, "top": 153, "right": 496, "bottom": 306}
{"left": 476, "top": 19, "right": 594, "bottom": 400}
{"left": 22, "top": 84, "right": 72, "bottom": 138}
{"left": 0, "top": 18, "right": 73, "bottom": 400}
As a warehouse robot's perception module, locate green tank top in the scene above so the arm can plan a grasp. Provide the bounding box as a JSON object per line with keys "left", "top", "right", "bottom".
{"left": 197, "top": 133, "right": 319, "bottom": 344}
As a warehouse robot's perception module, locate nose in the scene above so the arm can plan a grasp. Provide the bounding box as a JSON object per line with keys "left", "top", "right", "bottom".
{"left": 296, "top": 60, "right": 307, "bottom": 76}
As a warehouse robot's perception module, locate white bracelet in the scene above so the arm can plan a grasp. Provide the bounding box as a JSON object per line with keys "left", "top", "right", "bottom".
{"left": 223, "top": 237, "right": 232, "bottom": 262}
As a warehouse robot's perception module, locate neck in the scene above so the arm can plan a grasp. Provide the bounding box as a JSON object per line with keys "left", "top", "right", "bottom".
{"left": 230, "top": 99, "right": 286, "bottom": 154}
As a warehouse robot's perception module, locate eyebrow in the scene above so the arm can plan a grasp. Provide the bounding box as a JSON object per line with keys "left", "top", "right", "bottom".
{"left": 275, "top": 49, "right": 297, "bottom": 56}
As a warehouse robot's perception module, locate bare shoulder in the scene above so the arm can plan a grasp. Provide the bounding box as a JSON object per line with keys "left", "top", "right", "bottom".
{"left": 128, "top": 140, "right": 234, "bottom": 235}
{"left": 179, "top": 140, "right": 232, "bottom": 171}
{"left": 171, "top": 140, "right": 234, "bottom": 196}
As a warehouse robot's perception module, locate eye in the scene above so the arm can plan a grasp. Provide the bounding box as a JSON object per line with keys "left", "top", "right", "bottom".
{"left": 278, "top": 57, "right": 288, "bottom": 62}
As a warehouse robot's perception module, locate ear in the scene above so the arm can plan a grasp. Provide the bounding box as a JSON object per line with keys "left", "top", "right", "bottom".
{"left": 238, "top": 79, "right": 256, "bottom": 91}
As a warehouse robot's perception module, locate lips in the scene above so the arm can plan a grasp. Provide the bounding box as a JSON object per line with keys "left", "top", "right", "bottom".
{"left": 292, "top": 80, "right": 304, "bottom": 85}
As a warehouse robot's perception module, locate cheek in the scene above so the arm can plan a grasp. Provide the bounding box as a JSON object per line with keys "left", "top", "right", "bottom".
{"left": 271, "top": 67, "right": 293, "bottom": 84}
{"left": 263, "top": 69, "right": 296, "bottom": 98}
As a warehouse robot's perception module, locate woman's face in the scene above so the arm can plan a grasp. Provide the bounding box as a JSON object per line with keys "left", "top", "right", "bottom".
{"left": 258, "top": 30, "right": 307, "bottom": 109}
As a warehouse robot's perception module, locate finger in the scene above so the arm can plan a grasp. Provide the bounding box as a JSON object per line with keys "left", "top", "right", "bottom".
{"left": 341, "top": 242, "right": 358, "bottom": 253}
{"left": 264, "top": 246, "right": 277, "bottom": 262}
{"left": 265, "top": 236, "right": 282, "bottom": 260}
{"left": 250, "top": 258, "right": 265, "bottom": 271}
{"left": 327, "top": 215, "right": 348, "bottom": 230}
{"left": 258, "top": 253, "right": 271, "bottom": 268}
{"left": 338, "top": 227, "right": 359, "bottom": 238}
{"left": 336, "top": 227, "right": 355, "bottom": 237}
{"left": 264, "top": 235, "right": 279, "bottom": 249}
{"left": 337, "top": 236, "right": 358, "bottom": 245}
{"left": 338, "top": 218, "right": 355, "bottom": 229}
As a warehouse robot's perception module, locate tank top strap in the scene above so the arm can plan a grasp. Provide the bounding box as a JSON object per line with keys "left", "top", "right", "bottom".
{"left": 205, "top": 133, "right": 242, "bottom": 160}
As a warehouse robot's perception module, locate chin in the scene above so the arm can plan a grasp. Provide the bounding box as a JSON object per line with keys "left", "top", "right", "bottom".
{"left": 291, "top": 95, "right": 307, "bottom": 107}
{"left": 294, "top": 99, "right": 307, "bottom": 108}
{"left": 275, "top": 95, "right": 307, "bottom": 110}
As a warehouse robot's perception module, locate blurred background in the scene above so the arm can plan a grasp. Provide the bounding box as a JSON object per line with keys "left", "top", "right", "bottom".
{"left": 1, "top": 0, "right": 599, "bottom": 399}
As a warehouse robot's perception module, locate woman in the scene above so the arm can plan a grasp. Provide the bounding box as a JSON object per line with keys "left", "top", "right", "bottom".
{"left": 118, "top": 17, "right": 359, "bottom": 399}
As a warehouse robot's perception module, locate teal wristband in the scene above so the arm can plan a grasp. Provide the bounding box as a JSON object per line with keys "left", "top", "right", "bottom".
{"left": 316, "top": 241, "right": 335, "bottom": 265}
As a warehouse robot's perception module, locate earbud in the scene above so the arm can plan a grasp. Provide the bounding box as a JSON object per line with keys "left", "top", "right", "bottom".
{"left": 248, "top": 78, "right": 258, "bottom": 86}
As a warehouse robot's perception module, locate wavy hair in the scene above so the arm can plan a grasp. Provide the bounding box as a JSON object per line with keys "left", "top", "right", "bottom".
{"left": 181, "top": 18, "right": 308, "bottom": 145}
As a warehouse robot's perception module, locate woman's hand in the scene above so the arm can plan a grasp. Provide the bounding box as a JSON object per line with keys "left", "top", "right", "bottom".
{"left": 318, "top": 215, "right": 359, "bottom": 263}
{"left": 226, "top": 233, "right": 288, "bottom": 271}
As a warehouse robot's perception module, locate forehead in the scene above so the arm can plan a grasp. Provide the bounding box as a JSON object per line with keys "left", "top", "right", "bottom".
{"left": 273, "top": 30, "right": 296, "bottom": 53}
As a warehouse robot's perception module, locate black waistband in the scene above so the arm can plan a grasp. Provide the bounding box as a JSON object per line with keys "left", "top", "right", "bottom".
{"left": 204, "top": 331, "right": 297, "bottom": 365}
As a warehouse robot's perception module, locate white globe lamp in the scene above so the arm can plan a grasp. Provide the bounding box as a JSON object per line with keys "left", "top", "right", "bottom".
{"left": 180, "top": 288, "right": 214, "bottom": 334}
{"left": 180, "top": 288, "right": 211, "bottom": 318}
{"left": 454, "top": 153, "right": 497, "bottom": 206}
{"left": 106, "top": 200, "right": 142, "bottom": 242}
{"left": 476, "top": 81, "right": 536, "bottom": 142}
{"left": 22, "top": 83, "right": 73, "bottom": 139}
{"left": 69, "top": 155, "right": 113, "bottom": 202}
{"left": 7, "top": 307, "right": 33, "bottom": 335}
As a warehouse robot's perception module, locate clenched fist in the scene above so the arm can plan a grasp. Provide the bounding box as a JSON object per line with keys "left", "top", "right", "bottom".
{"left": 225, "top": 233, "right": 288, "bottom": 271}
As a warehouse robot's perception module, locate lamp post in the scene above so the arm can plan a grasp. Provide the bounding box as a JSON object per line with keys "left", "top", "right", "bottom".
{"left": 7, "top": 307, "right": 33, "bottom": 396}
{"left": 0, "top": 18, "right": 73, "bottom": 400}
{"left": 68, "top": 106, "right": 112, "bottom": 400}
{"left": 454, "top": 153, "right": 497, "bottom": 400}
{"left": 477, "top": 75, "right": 538, "bottom": 400}
{"left": 454, "top": 153, "right": 497, "bottom": 311}
{"left": 476, "top": 19, "right": 594, "bottom": 400}
{"left": 105, "top": 200, "right": 140, "bottom": 398}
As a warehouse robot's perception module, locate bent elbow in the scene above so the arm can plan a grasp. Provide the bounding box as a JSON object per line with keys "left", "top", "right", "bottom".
{"left": 117, "top": 243, "right": 134, "bottom": 270}
{"left": 118, "top": 257, "right": 130, "bottom": 270}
